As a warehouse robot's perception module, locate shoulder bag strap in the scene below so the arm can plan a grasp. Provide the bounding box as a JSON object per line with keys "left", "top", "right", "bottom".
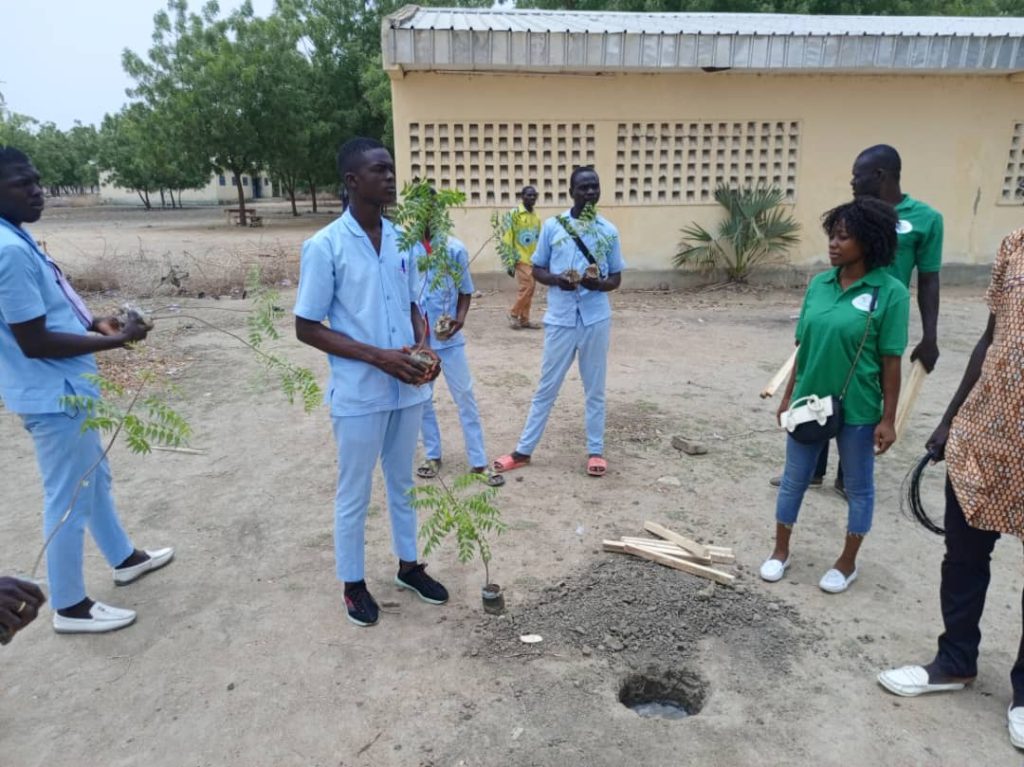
{"left": 556, "top": 215, "right": 597, "bottom": 266}
{"left": 839, "top": 286, "right": 881, "bottom": 400}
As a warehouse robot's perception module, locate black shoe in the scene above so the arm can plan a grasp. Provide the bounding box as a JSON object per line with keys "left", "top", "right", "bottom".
{"left": 395, "top": 563, "right": 449, "bottom": 605}
{"left": 344, "top": 582, "right": 379, "bottom": 627}
{"left": 769, "top": 474, "right": 824, "bottom": 488}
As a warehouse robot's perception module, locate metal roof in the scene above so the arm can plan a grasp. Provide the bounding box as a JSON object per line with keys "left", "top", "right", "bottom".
{"left": 382, "top": 6, "right": 1024, "bottom": 74}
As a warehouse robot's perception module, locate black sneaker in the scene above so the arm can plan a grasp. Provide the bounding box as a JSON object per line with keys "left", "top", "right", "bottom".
{"left": 344, "top": 582, "right": 379, "bottom": 627}
{"left": 395, "top": 563, "right": 449, "bottom": 605}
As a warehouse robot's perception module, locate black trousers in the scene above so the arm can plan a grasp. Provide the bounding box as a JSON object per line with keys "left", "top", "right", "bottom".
{"left": 813, "top": 441, "right": 843, "bottom": 486}
{"left": 933, "top": 476, "right": 1024, "bottom": 705}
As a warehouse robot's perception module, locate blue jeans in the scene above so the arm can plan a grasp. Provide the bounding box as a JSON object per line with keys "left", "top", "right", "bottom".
{"left": 331, "top": 404, "right": 423, "bottom": 583}
{"left": 420, "top": 344, "right": 487, "bottom": 468}
{"left": 22, "top": 408, "right": 135, "bottom": 610}
{"left": 516, "top": 317, "right": 610, "bottom": 456}
{"left": 775, "top": 423, "right": 876, "bottom": 535}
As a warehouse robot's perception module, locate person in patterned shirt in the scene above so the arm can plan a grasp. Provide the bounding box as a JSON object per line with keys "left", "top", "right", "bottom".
{"left": 877, "top": 228, "right": 1024, "bottom": 751}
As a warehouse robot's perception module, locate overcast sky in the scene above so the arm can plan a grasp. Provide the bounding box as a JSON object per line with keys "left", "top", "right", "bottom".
{"left": 0, "top": 0, "right": 276, "bottom": 129}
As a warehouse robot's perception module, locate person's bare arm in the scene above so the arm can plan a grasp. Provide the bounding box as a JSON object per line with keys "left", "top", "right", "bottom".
{"left": 875, "top": 355, "right": 902, "bottom": 455}
{"left": 910, "top": 271, "right": 940, "bottom": 372}
{"left": 10, "top": 314, "right": 148, "bottom": 359}
{"left": 294, "top": 317, "right": 426, "bottom": 384}
{"left": 926, "top": 312, "right": 996, "bottom": 460}
{"left": 532, "top": 266, "right": 577, "bottom": 291}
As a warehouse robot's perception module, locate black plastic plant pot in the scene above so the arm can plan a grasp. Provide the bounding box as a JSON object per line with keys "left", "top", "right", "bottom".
{"left": 481, "top": 584, "right": 505, "bottom": 615}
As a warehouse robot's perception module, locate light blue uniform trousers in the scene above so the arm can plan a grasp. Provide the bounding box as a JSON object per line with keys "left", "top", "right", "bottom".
{"left": 21, "top": 409, "right": 135, "bottom": 610}
{"left": 516, "top": 317, "right": 611, "bottom": 457}
{"left": 420, "top": 344, "right": 487, "bottom": 468}
{"left": 331, "top": 404, "right": 423, "bottom": 582}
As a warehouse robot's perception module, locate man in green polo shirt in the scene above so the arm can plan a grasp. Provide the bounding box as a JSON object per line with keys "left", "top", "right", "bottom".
{"left": 851, "top": 144, "right": 942, "bottom": 371}
{"left": 771, "top": 144, "right": 943, "bottom": 493}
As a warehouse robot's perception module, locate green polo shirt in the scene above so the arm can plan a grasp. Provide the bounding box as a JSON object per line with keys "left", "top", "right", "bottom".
{"left": 794, "top": 268, "right": 910, "bottom": 425}
{"left": 889, "top": 194, "right": 943, "bottom": 287}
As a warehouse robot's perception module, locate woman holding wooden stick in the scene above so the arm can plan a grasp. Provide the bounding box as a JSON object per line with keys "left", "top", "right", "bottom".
{"left": 760, "top": 198, "right": 908, "bottom": 594}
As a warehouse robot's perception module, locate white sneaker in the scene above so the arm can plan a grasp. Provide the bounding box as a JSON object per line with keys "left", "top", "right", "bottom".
{"left": 760, "top": 557, "right": 790, "bottom": 582}
{"left": 1009, "top": 706, "right": 1024, "bottom": 750}
{"left": 53, "top": 601, "right": 136, "bottom": 634}
{"left": 114, "top": 547, "right": 175, "bottom": 586}
{"left": 819, "top": 568, "right": 858, "bottom": 593}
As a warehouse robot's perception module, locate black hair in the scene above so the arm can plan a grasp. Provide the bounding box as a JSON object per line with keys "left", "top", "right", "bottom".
{"left": 520, "top": 185, "right": 536, "bottom": 195}
{"left": 822, "top": 198, "right": 898, "bottom": 272}
{"left": 0, "top": 146, "right": 32, "bottom": 176}
{"left": 335, "top": 137, "right": 385, "bottom": 182}
{"left": 569, "top": 165, "right": 597, "bottom": 190}
{"left": 857, "top": 144, "right": 902, "bottom": 181}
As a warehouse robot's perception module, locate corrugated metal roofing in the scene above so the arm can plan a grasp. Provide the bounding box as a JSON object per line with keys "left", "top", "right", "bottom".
{"left": 382, "top": 6, "right": 1024, "bottom": 74}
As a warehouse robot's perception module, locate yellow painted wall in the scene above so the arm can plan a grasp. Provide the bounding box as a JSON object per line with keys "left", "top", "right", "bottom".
{"left": 390, "top": 70, "right": 1024, "bottom": 276}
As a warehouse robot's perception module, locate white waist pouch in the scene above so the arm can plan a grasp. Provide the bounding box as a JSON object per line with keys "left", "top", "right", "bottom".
{"left": 780, "top": 395, "right": 835, "bottom": 433}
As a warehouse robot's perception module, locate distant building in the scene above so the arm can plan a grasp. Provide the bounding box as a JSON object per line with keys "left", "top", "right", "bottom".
{"left": 383, "top": 7, "right": 1024, "bottom": 279}
{"left": 99, "top": 171, "right": 274, "bottom": 206}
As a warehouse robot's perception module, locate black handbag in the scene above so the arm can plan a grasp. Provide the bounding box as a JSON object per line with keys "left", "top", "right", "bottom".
{"left": 788, "top": 286, "right": 879, "bottom": 445}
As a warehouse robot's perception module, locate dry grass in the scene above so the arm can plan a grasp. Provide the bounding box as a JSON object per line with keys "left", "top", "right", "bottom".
{"left": 68, "top": 241, "right": 300, "bottom": 299}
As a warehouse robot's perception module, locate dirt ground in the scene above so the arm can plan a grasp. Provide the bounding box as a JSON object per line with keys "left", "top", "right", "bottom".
{"left": 1, "top": 205, "right": 1020, "bottom": 767}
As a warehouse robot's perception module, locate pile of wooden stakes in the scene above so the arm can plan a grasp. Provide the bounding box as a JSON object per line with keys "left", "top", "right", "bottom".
{"left": 602, "top": 521, "right": 736, "bottom": 586}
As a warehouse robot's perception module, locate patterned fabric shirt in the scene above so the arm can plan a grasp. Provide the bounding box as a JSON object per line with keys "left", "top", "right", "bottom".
{"left": 947, "top": 228, "right": 1024, "bottom": 536}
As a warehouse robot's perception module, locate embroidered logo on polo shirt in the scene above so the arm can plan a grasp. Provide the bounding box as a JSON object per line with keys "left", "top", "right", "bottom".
{"left": 852, "top": 293, "right": 876, "bottom": 312}
{"left": 896, "top": 220, "right": 914, "bottom": 234}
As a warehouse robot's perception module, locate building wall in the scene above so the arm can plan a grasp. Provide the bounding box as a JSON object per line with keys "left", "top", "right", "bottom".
{"left": 99, "top": 172, "right": 274, "bottom": 206}
{"left": 389, "top": 70, "right": 1024, "bottom": 276}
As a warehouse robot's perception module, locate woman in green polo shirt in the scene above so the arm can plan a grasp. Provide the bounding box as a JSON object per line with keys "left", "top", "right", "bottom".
{"left": 761, "top": 198, "right": 909, "bottom": 594}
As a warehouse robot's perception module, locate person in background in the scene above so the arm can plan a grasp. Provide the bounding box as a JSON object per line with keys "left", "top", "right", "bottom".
{"left": 505, "top": 185, "right": 541, "bottom": 330}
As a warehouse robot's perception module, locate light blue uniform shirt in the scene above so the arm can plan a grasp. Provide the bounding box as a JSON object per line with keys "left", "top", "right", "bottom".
{"left": 0, "top": 219, "right": 99, "bottom": 413}
{"left": 414, "top": 235, "right": 475, "bottom": 351}
{"left": 531, "top": 210, "right": 625, "bottom": 328}
{"left": 293, "top": 210, "right": 430, "bottom": 417}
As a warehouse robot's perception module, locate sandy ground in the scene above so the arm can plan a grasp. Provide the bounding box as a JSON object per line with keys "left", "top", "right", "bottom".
{"left": 1, "top": 205, "right": 1021, "bottom": 767}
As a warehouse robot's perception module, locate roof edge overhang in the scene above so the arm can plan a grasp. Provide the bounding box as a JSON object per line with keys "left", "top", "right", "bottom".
{"left": 382, "top": 7, "right": 1024, "bottom": 76}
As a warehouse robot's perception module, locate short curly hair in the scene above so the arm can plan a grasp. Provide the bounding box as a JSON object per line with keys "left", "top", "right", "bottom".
{"left": 821, "top": 198, "right": 898, "bottom": 272}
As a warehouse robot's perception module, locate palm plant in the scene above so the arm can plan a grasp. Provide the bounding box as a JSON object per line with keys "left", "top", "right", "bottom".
{"left": 674, "top": 184, "right": 800, "bottom": 283}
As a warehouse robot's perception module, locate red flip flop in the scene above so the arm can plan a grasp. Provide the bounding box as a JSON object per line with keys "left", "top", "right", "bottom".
{"left": 587, "top": 456, "right": 607, "bottom": 477}
{"left": 493, "top": 454, "right": 530, "bottom": 473}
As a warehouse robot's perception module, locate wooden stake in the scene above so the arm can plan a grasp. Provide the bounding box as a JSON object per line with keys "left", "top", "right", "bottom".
{"left": 895, "top": 360, "right": 928, "bottom": 442}
{"left": 623, "top": 544, "right": 735, "bottom": 586}
{"left": 620, "top": 537, "right": 713, "bottom": 564}
{"left": 760, "top": 349, "right": 797, "bottom": 399}
{"left": 643, "top": 521, "right": 710, "bottom": 560}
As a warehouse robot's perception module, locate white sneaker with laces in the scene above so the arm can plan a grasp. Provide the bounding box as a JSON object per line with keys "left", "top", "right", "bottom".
{"left": 53, "top": 601, "right": 136, "bottom": 634}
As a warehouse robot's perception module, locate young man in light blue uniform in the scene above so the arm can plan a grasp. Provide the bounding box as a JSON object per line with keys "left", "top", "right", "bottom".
{"left": 493, "top": 167, "right": 625, "bottom": 477}
{"left": 0, "top": 147, "right": 173, "bottom": 635}
{"left": 294, "top": 138, "right": 448, "bottom": 627}
{"left": 414, "top": 234, "right": 504, "bottom": 486}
